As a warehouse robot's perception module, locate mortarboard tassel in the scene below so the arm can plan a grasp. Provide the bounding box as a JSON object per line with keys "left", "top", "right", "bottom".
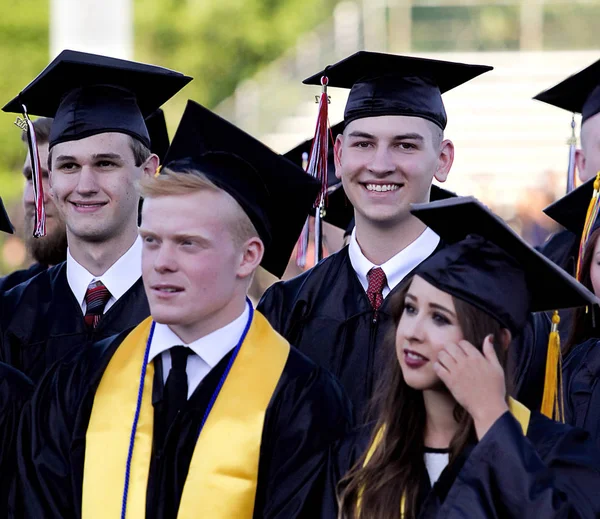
{"left": 295, "top": 152, "right": 310, "bottom": 268}
{"left": 566, "top": 115, "right": 577, "bottom": 194}
{"left": 576, "top": 172, "right": 600, "bottom": 281}
{"left": 296, "top": 76, "right": 330, "bottom": 268}
{"left": 540, "top": 311, "right": 564, "bottom": 422}
{"left": 16, "top": 104, "right": 46, "bottom": 238}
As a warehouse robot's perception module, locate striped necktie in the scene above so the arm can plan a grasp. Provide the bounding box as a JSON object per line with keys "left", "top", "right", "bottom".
{"left": 84, "top": 280, "right": 112, "bottom": 329}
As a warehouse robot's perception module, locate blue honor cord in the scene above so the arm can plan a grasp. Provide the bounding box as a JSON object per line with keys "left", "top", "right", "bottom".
{"left": 120, "top": 298, "right": 255, "bottom": 518}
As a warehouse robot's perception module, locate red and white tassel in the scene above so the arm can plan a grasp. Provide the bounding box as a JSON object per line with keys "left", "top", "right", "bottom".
{"left": 296, "top": 76, "right": 330, "bottom": 268}
{"left": 21, "top": 105, "right": 46, "bottom": 238}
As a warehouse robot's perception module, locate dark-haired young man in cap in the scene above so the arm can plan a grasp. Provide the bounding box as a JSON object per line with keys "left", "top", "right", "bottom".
{"left": 0, "top": 117, "right": 68, "bottom": 292}
{"left": 259, "top": 51, "right": 491, "bottom": 419}
{"left": 0, "top": 50, "right": 191, "bottom": 383}
{"left": 17, "top": 100, "right": 351, "bottom": 519}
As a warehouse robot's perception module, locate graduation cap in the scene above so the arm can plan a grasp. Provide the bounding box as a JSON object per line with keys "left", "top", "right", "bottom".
{"left": 412, "top": 196, "right": 597, "bottom": 333}
{"left": 3, "top": 49, "right": 192, "bottom": 149}
{"left": 0, "top": 198, "right": 14, "bottom": 234}
{"left": 162, "top": 100, "right": 321, "bottom": 278}
{"left": 303, "top": 51, "right": 493, "bottom": 129}
{"left": 543, "top": 174, "right": 600, "bottom": 280}
{"left": 534, "top": 58, "right": 600, "bottom": 124}
{"left": 411, "top": 196, "right": 598, "bottom": 420}
{"left": 145, "top": 109, "right": 170, "bottom": 164}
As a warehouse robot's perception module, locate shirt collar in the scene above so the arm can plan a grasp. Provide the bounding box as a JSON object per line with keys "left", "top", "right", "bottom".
{"left": 348, "top": 227, "right": 440, "bottom": 294}
{"left": 148, "top": 301, "right": 251, "bottom": 368}
{"left": 66, "top": 236, "right": 143, "bottom": 309}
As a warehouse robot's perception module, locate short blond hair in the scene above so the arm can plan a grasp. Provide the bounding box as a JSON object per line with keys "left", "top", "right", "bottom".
{"left": 140, "top": 168, "right": 260, "bottom": 247}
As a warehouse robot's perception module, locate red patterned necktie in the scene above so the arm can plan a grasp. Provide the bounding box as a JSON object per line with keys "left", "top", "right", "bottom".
{"left": 366, "top": 267, "right": 387, "bottom": 312}
{"left": 84, "top": 280, "right": 112, "bottom": 329}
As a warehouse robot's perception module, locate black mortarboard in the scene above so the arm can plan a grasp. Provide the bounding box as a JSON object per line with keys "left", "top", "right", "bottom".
{"left": 303, "top": 51, "right": 492, "bottom": 129}
{"left": 3, "top": 50, "right": 191, "bottom": 149}
{"left": 162, "top": 100, "right": 321, "bottom": 278}
{"left": 543, "top": 176, "right": 598, "bottom": 237}
{"left": 411, "top": 197, "right": 597, "bottom": 335}
{"left": 534, "top": 58, "right": 600, "bottom": 124}
{"left": 0, "top": 198, "right": 14, "bottom": 234}
{"left": 145, "top": 109, "right": 170, "bottom": 164}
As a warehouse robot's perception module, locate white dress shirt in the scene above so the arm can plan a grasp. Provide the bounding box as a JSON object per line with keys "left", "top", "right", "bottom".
{"left": 148, "top": 302, "right": 251, "bottom": 399}
{"left": 348, "top": 227, "right": 440, "bottom": 298}
{"left": 66, "top": 236, "right": 143, "bottom": 315}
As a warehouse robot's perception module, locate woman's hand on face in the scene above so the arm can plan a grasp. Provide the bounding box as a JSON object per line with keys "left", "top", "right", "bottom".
{"left": 433, "top": 335, "right": 509, "bottom": 440}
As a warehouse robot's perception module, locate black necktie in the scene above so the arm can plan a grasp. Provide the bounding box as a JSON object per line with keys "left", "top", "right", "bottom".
{"left": 164, "top": 346, "right": 190, "bottom": 426}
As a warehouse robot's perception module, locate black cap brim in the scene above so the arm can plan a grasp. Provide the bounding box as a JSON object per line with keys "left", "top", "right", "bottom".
{"left": 302, "top": 51, "right": 492, "bottom": 93}
{"left": 411, "top": 196, "right": 598, "bottom": 312}
{"left": 3, "top": 49, "right": 192, "bottom": 118}
{"left": 543, "top": 176, "right": 595, "bottom": 237}
{"left": 533, "top": 58, "right": 600, "bottom": 116}
{"left": 0, "top": 198, "right": 14, "bottom": 234}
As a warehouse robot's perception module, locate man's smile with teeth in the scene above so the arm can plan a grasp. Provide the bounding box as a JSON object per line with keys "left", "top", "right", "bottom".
{"left": 365, "top": 184, "right": 400, "bottom": 192}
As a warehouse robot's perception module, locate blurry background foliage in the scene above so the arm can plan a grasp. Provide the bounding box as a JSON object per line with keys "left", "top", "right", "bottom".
{"left": 0, "top": 0, "right": 599, "bottom": 273}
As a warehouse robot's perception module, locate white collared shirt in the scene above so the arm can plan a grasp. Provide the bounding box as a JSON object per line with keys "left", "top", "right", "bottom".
{"left": 147, "top": 302, "right": 251, "bottom": 399}
{"left": 348, "top": 227, "right": 440, "bottom": 298}
{"left": 66, "top": 236, "right": 143, "bottom": 315}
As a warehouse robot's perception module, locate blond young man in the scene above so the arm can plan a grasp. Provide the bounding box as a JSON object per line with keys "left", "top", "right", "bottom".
{"left": 17, "top": 101, "right": 351, "bottom": 519}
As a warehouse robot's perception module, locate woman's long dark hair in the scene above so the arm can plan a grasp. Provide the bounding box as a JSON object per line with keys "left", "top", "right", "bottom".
{"left": 337, "top": 276, "right": 509, "bottom": 519}
{"left": 564, "top": 227, "right": 600, "bottom": 357}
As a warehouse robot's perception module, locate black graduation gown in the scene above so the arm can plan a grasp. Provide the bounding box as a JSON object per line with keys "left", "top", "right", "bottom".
{"left": 0, "top": 261, "right": 150, "bottom": 383}
{"left": 320, "top": 410, "right": 600, "bottom": 518}
{"left": 0, "top": 362, "right": 33, "bottom": 518}
{"left": 258, "top": 245, "right": 444, "bottom": 421}
{"left": 17, "top": 321, "right": 353, "bottom": 519}
{"left": 563, "top": 338, "right": 600, "bottom": 447}
{"left": 0, "top": 263, "right": 46, "bottom": 292}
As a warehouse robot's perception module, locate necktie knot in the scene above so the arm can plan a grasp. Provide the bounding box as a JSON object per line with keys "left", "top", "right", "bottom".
{"left": 84, "top": 280, "right": 111, "bottom": 329}
{"left": 170, "top": 345, "right": 190, "bottom": 371}
{"left": 366, "top": 267, "right": 387, "bottom": 311}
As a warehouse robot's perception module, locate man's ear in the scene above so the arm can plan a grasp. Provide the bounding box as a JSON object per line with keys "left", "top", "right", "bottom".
{"left": 237, "top": 237, "right": 264, "bottom": 280}
{"left": 333, "top": 134, "right": 344, "bottom": 181}
{"left": 142, "top": 154, "right": 160, "bottom": 178}
{"left": 433, "top": 139, "right": 454, "bottom": 183}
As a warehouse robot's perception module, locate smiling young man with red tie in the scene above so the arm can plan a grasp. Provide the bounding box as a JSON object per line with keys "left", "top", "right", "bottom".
{"left": 0, "top": 50, "right": 191, "bottom": 383}
{"left": 259, "top": 52, "right": 493, "bottom": 420}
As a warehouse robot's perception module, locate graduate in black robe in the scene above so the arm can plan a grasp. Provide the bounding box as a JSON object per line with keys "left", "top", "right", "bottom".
{"left": 18, "top": 323, "right": 351, "bottom": 519}
{"left": 0, "top": 51, "right": 190, "bottom": 382}
{"left": 260, "top": 52, "right": 493, "bottom": 420}
{"left": 0, "top": 265, "right": 149, "bottom": 382}
{"left": 18, "top": 100, "right": 352, "bottom": 518}
{"left": 318, "top": 197, "right": 600, "bottom": 519}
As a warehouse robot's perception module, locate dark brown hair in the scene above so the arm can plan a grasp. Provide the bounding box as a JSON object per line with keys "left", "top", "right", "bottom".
{"left": 564, "top": 227, "right": 600, "bottom": 356}
{"left": 337, "top": 276, "right": 509, "bottom": 519}
{"left": 21, "top": 117, "right": 53, "bottom": 144}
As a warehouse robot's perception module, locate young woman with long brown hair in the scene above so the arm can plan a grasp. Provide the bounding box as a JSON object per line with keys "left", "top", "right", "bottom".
{"left": 320, "top": 197, "right": 600, "bottom": 519}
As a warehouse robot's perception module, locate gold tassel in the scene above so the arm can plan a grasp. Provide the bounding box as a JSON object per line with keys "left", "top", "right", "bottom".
{"left": 540, "top": 311, "right": 564, "bottom": 421}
